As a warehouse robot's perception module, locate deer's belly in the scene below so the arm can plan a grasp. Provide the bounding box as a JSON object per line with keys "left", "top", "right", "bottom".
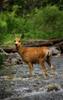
{"left": 23, "top": 57, "right": 40, "bottom": 64}
{"left": 31, "top": 59, "right": 39, "bottom": 64}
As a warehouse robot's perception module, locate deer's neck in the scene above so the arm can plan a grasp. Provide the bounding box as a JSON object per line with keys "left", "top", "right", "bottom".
{"left": 16, "top": 45, "right": 24, "bottom": 56}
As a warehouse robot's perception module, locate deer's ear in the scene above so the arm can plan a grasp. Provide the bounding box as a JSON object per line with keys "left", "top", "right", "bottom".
{"left": 20, "top": 33, "right": 24, "bottom": 39}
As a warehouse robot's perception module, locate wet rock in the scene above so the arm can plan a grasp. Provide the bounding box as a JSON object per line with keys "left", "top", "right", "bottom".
{"left": 46, "top": 83, "right": 61, "bottom": 92}
{"left": 4, "top": 53, "right": 23, "bottom": 65}
{"left": 0, "top": 89, "right": 12, "bottom": 99}
{"left": 0, "top": 48, "right": 8, "bottom": 56}
{"left": 16, "top": 58, "right": 23, "bottom": 64}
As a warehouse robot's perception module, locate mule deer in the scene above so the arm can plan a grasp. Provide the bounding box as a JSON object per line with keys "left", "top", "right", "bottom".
{"left": 15, "top": 37, "right": 60, "bottom": 78}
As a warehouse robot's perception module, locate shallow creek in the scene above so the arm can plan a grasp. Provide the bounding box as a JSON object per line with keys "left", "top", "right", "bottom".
{"left": 0, "top": 55, "right": 63, "bottom": 100}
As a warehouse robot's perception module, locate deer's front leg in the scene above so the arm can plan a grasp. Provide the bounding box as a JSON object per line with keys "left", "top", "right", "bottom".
{"left": 28, "top": 63, "right": 33, "bottom": 77}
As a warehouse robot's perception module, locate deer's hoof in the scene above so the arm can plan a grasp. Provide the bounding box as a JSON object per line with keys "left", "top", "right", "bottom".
{"left": 43, "top": 72, "right": 49, "bottom": 79}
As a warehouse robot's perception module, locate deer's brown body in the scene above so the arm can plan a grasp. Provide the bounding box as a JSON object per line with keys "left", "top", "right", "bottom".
{"left": 15, "top": 37, "right": 55, "bottom": 78}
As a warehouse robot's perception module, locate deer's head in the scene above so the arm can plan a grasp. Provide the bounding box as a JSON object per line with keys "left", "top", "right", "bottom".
{"left": 15, "top": 37, "right": 22, "bottom": 49}
{"left": 15, "top": 34, "right": 24, "bottom": 48}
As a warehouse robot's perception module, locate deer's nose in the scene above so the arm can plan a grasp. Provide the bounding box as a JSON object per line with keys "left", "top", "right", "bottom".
{"left": 15, "top": 43, "right": 18, "bottom": 46}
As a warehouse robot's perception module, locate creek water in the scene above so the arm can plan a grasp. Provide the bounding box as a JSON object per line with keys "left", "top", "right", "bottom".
{"left": 0, "top": 55, "right": 63, "bottom": 100}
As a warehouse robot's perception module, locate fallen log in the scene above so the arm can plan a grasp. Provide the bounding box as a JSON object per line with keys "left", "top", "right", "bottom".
{"left": 1, "top": 38, "right": 63, "bottom": 53}
{"left": 24, "top": 38, "right": 63, "bottom": 46}
{"left": 3, "top": 47, "right": 17, "bottom": 53}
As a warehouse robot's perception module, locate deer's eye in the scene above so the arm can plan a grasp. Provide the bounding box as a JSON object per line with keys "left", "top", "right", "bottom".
{"left": 14, "top": 40, "right": 16, "bottom": 42}
{"left": 19, "top": 40, "right": 20, "bottom": 42}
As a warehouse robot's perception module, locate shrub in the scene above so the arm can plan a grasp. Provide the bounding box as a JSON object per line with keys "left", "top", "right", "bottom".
{"left": 0, "top": 5, "right": 63, "bottom": 45}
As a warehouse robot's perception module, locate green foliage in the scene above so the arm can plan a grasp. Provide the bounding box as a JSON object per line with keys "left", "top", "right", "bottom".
{"left": 23, "top": 5, "right": 63, "bottom": 39}
{"left": 0, "top": 5, "right": 63, "bottom": 45}
{"left": 0, "top": 0, "right": 63, "bottom": 15}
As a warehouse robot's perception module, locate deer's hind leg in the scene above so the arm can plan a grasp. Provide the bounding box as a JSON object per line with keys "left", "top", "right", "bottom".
{"left": 39, "top": 59, "right": 48, "bottom": 78}
{"left": 46, "top": 55, "right": 55, "bottom": 71}
{"left": 46, "top": 55, "right": 57, "bottom": 76}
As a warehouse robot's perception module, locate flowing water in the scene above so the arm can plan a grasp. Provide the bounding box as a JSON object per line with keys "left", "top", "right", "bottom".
{"left": 0, "top": 55, "right": 63, "bottom": 100}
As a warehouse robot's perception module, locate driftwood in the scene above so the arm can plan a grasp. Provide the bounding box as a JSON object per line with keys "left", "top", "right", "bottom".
{"left": 3, "top": 47, "right": 17, "bottom": 53}
{"left": 24, "top": 38, "right": 63, "bottom": 47}
{"left": 2, "top": 38, "right": 63, "bottom": 53}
